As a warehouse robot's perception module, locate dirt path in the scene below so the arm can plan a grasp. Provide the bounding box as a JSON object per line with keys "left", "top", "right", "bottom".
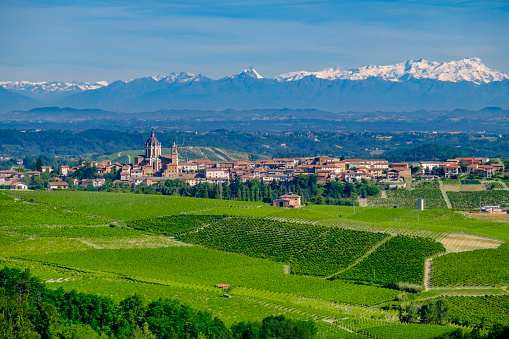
{"left": 424, "top": 258, "right": 433, "bottom": 291}
{"left": 358, "top": 198, "right": 368, "bottom": 207}
{"left": 380, "top": 191, "right": 387, "bottom": 198}
{"left": 439, "top": 181, "right": 452, "bottom": 209}
{"left": 326, "top": 235, "right": 395, "bottom": 279}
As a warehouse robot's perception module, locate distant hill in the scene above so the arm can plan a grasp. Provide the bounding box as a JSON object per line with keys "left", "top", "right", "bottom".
{"left": 97, "top": 146, "right": 269, "bottom": 163}
{"left": 0, "top": 87, "right": 41, "bottom": 112}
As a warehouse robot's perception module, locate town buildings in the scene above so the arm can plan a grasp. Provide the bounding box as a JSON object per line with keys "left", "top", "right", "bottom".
{"left": 0, "top": 132, "right": 505, "bottom": 190}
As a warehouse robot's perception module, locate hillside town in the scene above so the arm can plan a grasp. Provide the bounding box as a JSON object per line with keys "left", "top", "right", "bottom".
{"left": 0, "top": 131, "right": 506, "bottom": 192}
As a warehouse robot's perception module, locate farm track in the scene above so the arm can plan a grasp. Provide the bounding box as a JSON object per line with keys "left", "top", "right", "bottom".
{"left": 424, "top": 258, "right": 433, "bottom": 291}
{"left": 326, "top": 235, "right": 395, "bottom": 279}
{"left": 439, "top": 181, "right": 452, "bottom": 209}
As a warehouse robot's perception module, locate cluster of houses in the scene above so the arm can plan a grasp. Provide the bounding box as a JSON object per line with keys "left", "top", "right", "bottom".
{"left": 1, "top": 132, "right": 505, "bottom": 193}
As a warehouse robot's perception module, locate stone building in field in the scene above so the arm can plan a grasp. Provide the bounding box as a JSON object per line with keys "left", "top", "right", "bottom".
{"left": 273, "top": 193, "right": 301, "bottom": 208}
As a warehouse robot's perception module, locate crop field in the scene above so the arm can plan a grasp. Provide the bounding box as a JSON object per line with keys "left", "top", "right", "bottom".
{"left": 0, "top": 199, "right": 108, "bottom": 226}
{"left": 482, "top": 181, "right": 506, "bottom": 190}
{"left": 0, "top": 224, "right": 143, "bottom": 237}
{"left": 367, "top": 188, "right": 447, "bottom": 208}
{"left": 361, "top": 323, "right": 456, "bottom": 339}
{"left": 334, "top": 235, "right": 445, "bottom": 285}
{"left": 447, "top": 190, "right": 509, "bottom": 209}
{"left": 189, "top": 204, "right": 349, "bottom": 221}
{"left": 179, "top": 217, "right": 387, "bottom": 277}
{"left": 2, "top": 237, "right": 93, "bottom": 256}
{"left": 7, "top": 190, "right": 259, "bottom": 221}
{"left": 321, "top": 207, "right": 509, "bottom": 241}
{"left": 445, "top": 295, "right": 509, "bottom": 328}
{"left": 2, "top": 189, "right": 508, "bottom": 338}
{"left": 79, "top": 235, "right": 190, "bottom": 249}
{"left": 432, "top": 243, "right": 509, "bottom": 287}
{"left": 127, "top": 215, "right": 224, "bottom": 235}
{"left": 19, "top": 246, "right": 401, "bottom": 306}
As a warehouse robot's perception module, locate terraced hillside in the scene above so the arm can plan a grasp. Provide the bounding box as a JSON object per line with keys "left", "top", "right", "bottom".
{"left": 97, "top": 145, "right": 269, "bottom": 163}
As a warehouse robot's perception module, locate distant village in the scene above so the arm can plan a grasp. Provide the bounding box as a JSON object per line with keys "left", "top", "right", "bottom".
{"left": 1, "top": 131, "right": 505, "bottom": 194}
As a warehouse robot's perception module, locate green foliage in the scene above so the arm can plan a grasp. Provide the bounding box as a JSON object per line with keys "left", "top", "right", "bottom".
{"left": 432, "top": 243, "right": 509, "bottom": 287}
{"left": 448, "top": 191, "right": 509, "bottom": 209}
{"left": 179, "top": 217, "right": 387, "bottom": 277}
{"left": 445, "top": 295, "right": 509, "bottom": 328}
{"left": 368, "top": 188, "right": 447, "bottom": 208}
{"left": 128, "top": 215, "right": 224, "bottom": 236}
{"left": 22, "top": 246, "right": 399, "bottom": 305}
{"left": 232, "top": 315, "right": 317, "bottom": 339}
{"left": 334, "top": 235, "right": 445, "bottom": 285}
{"left": 384, "top": 143, "right": 464, "bottom": 162}
{"left": 362, "top": 323, "right": 456, "bottom": 339}
{"left": 1, "top": 225, "right": 143, "bottom": 238}
{"left": 0, "top": 199, "right": 107, "bottom": 226}
{"left": 8, "top": 190, "right": 258, "bottom": 221}
{"left": 0, "top": 267, "right": 239, "bottom": 339}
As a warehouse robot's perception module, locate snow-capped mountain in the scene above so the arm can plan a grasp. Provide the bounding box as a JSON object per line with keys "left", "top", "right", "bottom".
{"left": 274, "top": 57, "right": 509, "bottom": 84}
{"left": 0, "top": 80, "right": 109, "bottom": 93}
{"left": 232, "top": 67, "right": 263, "bottom": 79}
{"left": 1, "top": 58, "right": 508, "bottom": 113}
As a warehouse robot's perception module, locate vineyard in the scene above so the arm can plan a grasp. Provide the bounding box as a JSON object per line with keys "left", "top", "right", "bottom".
{"left": 445, "top": 295, "right": 509, "bottom": 328}
{"left": 447, "top": 190, "right": 509, "bottom": 209}
{"left": 482, "top": 181, "right": 506, "bottom": 190}
{"left": 0, "top": 224, "right": 142, "bottom": 238}
{"left": 178, "top": 217, "right": 388, "bottom": 277}
{"left": 333, "top": 235, "right": 445, "bottom": 285}
{"left": 0, "top": 198, "right": 108, "bottom": 226}
{"left": 432, "top": 243, "right": 509, "bottom": 287}
{"left": 367, "top": 188, "right": 447, "bottom": 209}
{"left": 1, "top": 189, "right": 507, "bottom": 338}
{"left": 7, "top": 190, "right": 259, "bottom": 221}
{"left": 127, "top": 215, "right": 225, "bottom": 236}
{"left": 362, "top": 323, "right": 456, "bottom": 339}
{"left": 322, "top": 207, "right": 509, "bottom": 241}
{"left": 20, "top": 246, "right": 400, "bottom": 306}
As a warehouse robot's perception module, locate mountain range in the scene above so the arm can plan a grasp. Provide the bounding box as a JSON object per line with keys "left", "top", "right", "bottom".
{"left": 1, "top": 58, "right": 508, "bottom": 113}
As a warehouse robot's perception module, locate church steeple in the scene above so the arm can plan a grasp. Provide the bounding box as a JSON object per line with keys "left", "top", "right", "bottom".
{"left": 171, "top": 141, "right": 178, "bottom": 165}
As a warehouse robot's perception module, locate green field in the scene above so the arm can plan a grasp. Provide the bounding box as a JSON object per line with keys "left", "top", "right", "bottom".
{"left": 446, "top": 295, "right": 509, "bottom": 328}
{"left": 334, "top": 235, "right": 445, "bottom": 285}
{"left": 0, "top": 199, "right": 108, "bottom": 226}
{"left": 2, "top": 190, "right": 508, "bottom": 338}
{"left": 7, "top": 190, "right": 259, "bottom": 221}
{"left": 368, "top": 188, "right": 447, "bottom": 209}
{"left": 362, "top": 323, "right": 456, "bottom": 339}
{"left": 179, "top": 217, "right": 387, "bottom": 277}
{"left": 127, "top": 214, "right": 225, "bottom": 235}
{"left": 20, "top": 246, "right": 400, "bottom": 306}
{"left": 448, "top": 190, "right": 509, "bottom": 209}
{"left": 432, "top": 243, "right": 509, "bottom": 287}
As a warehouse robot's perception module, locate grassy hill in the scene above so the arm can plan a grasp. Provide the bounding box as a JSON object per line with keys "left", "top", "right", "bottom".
{"left": 97, "top": 146, "right": 269, "bottom": 163}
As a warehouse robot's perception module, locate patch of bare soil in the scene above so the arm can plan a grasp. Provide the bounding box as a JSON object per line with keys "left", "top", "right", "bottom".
{"left": 441, "top": 234, "right": 502, "bottom": 252}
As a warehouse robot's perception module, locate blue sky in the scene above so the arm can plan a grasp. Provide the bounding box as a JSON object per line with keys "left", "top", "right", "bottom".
{"left": 1, "top": 0, "right": 508, "bottom": 82}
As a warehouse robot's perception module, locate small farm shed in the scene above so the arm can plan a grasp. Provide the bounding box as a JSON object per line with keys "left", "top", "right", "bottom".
{"left": 273, "top": 193, "right": 301, "bottom": 208}
{"left": 216, "top": 284, "right": 230, "bottom": 289}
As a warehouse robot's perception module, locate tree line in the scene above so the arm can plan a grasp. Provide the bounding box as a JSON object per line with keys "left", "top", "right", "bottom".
{"left": 125, "top": 175, "right": 380, "bottom": 205}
